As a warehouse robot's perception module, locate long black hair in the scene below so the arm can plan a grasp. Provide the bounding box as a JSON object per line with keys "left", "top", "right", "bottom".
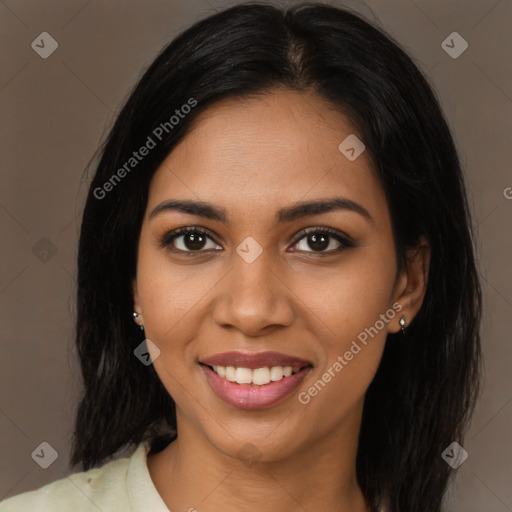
{"left": 71, "top": 3, "right": 482, "bottom": 511}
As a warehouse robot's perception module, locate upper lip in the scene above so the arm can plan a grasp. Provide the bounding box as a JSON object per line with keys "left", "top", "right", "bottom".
{"left": 200, "top": 351, "right": 313, "bottom": 370}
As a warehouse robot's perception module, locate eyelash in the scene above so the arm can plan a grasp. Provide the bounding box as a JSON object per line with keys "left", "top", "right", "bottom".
{"left": 159, "top": 226, "right": 355, "bottom": 256}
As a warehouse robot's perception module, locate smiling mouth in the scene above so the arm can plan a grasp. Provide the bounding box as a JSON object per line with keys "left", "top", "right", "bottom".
{"left": 200, "top": 363, "right": 312, "bottom": 386}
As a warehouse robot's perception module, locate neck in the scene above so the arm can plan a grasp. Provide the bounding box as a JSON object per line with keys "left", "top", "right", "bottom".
{"left": 148, "top": 406, "right": 370, "bottom": 512}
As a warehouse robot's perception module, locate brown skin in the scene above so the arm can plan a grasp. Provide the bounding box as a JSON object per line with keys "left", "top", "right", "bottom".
{"left": 132, "top": 89, "right": 430, "bottom": 512}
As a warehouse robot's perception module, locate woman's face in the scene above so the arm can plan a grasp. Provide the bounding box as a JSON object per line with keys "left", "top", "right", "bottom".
{"left": 133, "top": 89, "right": 408, "bottom": 462}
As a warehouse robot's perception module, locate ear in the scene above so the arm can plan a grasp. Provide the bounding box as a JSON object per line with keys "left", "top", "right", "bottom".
{"left": 132, "top": 278, "right": 144, "bottom": 327}
{"left": 388, "top": 236, "right": 430, "bottom": 334}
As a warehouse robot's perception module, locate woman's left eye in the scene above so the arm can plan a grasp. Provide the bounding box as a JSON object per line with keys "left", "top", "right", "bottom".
{"left": 291, "top": 228, "right": 353, "bottom": 254}
{"left": 160, "top": 227, "right": 353, "bottom": 254}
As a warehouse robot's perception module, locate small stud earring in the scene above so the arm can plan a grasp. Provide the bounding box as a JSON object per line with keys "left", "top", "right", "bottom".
{"left": 133, "top": 312, "right": 144, "bottom": 331}
{"left": 399, "top": 315, "right": 407, "bottom": 334}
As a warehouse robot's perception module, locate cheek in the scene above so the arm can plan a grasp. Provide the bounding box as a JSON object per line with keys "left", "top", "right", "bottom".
{"left": 135, "top": 238, "right": 220, "bottom": 362}
{"left": 292, "top": 247, "right": 396, "bottom": 411}
{"left": 135, "top": 251, "right": 212, "bottom": 403}
{"left": 293, "top": 243, "right": 397, "bottom": 343}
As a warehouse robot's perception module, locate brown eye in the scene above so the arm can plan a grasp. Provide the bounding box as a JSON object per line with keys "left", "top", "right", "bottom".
{"left": 160, "top": 227, "right": 221, "bottom": 253}
{"left": 290, "top": 227, "right": 354, "bottom": 254}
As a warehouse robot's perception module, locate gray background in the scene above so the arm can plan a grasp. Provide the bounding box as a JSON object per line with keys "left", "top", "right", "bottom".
{"left": 0, "top": 0, "right": 511, "bottom": 510}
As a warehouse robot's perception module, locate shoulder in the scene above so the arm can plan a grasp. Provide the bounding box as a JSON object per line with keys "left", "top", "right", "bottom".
{"left": 0, "top": 443, "right": 155, "bottom": 512}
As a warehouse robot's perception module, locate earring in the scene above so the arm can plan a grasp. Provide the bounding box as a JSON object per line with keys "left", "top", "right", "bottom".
{"left": 399, "top": 315, "right": 407, "bottom": 334}
{"left": 133, "top": 311, "right": 144, "bottom": 331}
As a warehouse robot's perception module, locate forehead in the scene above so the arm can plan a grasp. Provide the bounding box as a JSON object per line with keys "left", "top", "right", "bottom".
{"left": 147, "top": 89, "right": 387, "bottom": 226}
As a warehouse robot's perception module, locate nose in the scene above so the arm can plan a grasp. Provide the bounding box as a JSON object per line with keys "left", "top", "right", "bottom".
{"left": 211, "top": 249, "right": 295, "bottom": 337}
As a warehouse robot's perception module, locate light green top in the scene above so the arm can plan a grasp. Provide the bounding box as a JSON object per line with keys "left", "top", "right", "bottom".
{"left": 0, "top": 443, "right": 170, "bottom": 511}
{"left": 1, "top": 443, "right": 387, "bottom": 511}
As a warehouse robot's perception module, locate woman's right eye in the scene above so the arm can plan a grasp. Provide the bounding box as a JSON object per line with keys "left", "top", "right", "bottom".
{"left": 160, "top": 227, "right": 222, "bottom": 253}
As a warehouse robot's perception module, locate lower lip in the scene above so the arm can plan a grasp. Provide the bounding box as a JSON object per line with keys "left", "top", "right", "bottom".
{"left": 200, "top": 364, "right": 312, "bottom": 410}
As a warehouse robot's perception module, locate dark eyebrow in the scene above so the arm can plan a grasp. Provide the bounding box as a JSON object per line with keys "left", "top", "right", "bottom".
{"left": 276, "top": 197, "right": 373, "bottom": 225}
{"left": 149, "top": 197, "right": 373, "bottom": 225}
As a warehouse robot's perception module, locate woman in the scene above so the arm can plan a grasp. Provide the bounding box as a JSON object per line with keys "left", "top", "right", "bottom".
{"left": 1, "top": 2, "right": 482, "bottom": 511}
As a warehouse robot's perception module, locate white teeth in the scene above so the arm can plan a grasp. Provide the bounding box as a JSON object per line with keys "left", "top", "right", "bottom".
{"left": 225, "top": 366, "right": 236, "bottom": 382}
{"left": 211, "top": 365, "right": 301, "bottom": 385}
{"left": 235, "top": 367, "right": 252, "bottom": 384}
{"left": 253, "top": 367, "right": 271, "bottom": 385}
{"left": 270, "top": 366, "right": 284, "bottom": 381}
